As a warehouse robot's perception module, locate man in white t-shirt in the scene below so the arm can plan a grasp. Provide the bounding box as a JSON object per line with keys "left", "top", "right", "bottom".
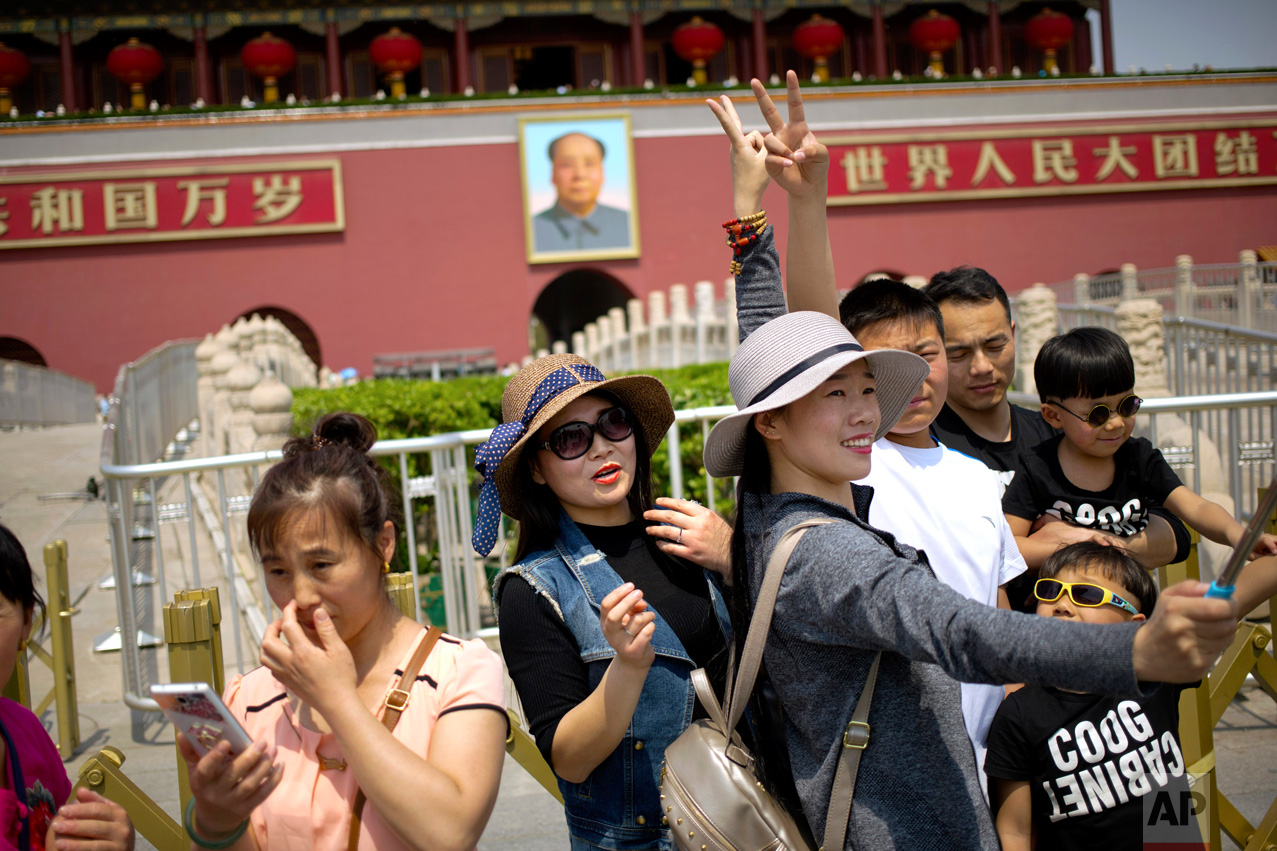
{"left": 841, "top": 278, "right": 1026, "bottom": 796}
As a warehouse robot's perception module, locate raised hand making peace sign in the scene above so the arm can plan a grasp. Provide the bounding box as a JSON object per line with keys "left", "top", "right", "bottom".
{"left": 751, "top": 70, "right": 830, "bottom": 197}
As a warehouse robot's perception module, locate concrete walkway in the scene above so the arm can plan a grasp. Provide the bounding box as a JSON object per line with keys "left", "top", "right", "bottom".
{"left": 0, "top": 423, "right": 1272, "bottom": 850}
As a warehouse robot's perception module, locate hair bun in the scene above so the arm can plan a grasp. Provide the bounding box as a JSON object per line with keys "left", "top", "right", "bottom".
{"left": 313, "top": 412, "right": 378, "bottom": 454}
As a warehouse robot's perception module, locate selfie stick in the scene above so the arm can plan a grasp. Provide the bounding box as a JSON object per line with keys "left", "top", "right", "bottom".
{"left": 1206, "top": 476, "right": 1277, "bottom": 600}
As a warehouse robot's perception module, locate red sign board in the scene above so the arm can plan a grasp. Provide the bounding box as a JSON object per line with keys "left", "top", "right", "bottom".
{"left": 0, "top": 159, "right": 344, "bottom": 249}
{"left": 824, "top": 119, "right": 1277, "bottom": 206}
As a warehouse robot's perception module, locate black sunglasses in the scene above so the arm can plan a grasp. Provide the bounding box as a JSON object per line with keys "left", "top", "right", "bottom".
{"left": 540, "top": 406, "right": 634, "bottom": 460}
{"left": 1048, "top": 394, "right": 1142, "bottom": 428}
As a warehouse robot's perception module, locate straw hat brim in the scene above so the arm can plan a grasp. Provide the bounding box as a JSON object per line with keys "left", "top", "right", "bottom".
{"left": 703, "top": 347, "right": 929, "bottom": 478}
{"left": 494, "top": 374, "right": 674, "bottom": 521}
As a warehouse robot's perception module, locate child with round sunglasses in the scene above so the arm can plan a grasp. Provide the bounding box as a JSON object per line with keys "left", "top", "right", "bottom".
{"left": 986, "top": 540, "right": 1277, "bottom": 851}
{"left": 1003, "top": 327, "right": 1277, "bottom": 569}
{"left": 474, "top": 354, "right": 733, "bottom": 850}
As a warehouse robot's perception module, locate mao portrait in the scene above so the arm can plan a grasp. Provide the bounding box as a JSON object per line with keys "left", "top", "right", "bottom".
{"left": 519, "top": 114, "right": 640, "bottom": 264}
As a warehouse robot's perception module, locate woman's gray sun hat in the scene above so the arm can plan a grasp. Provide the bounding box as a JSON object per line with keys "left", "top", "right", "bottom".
{"left": 703, "top": 311, "right": 930, "bottom": 478}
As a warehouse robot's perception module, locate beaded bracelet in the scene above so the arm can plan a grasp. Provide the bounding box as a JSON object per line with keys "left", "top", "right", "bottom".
{"left": 184, "top": 798, "right": 249, "bottom": 850}
{"left": 721, "top": 210, "right": 767, "bottom": 228}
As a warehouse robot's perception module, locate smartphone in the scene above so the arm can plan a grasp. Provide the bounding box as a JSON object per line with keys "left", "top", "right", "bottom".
{"left": 151, "top": 682, "right": 255, "bottom": 756}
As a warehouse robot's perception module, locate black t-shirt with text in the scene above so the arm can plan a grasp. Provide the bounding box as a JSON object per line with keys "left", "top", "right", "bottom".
{"left": 985, "top": 682, "right": 1200, "bottom": 851}
{"left": 931, "top": 403, "right": 1058, "bottom": 493}
{"left": 1002, "top": 435, "right": 1183, "bottom": 536}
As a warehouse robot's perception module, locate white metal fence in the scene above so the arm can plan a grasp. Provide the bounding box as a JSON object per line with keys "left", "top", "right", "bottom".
{"left": 1052, "top": 308, "right": 1277, "bottom": 399}
{"left": 0, "top": 359, "right": 98, "bottom": 427}
{"left": 101, "top": 368, "right": 1277, "bottom": 712}
{"left": 1043, "top": 253, "right": 1277, "bottom": 332}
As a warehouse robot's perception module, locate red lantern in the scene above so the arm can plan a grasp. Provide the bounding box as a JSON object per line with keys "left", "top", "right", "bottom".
{"left": 0, "top": 42, "right": 30, "bottom": 115}
{"left": 107, "top": 38, "right": 163, "bottom": 110}
{"left": 671, "top": 17, "right": 725, "bottom": 85}
{"left": 1025, "top": 8, "right": 1075, "bottom": 74}
{"left": 793, "top": 15, "right": 845, "bottom": 83}
{"left": 908, "top": 9, "right": 960, "bottom": 77}
{"left": 369, "top": 27, "right": 423, "bottom": 98}
{"left": 241, "top": 32, "right": 296, "bottom": 103}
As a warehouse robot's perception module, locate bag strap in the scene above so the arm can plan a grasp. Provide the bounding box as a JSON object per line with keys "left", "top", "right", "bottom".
{"left": 821, "top": 651, "right": 882, "bottom": 851}
{"left": 348, "top": 626, "right": 443, "bottom": 851}
{"left": 724, "top": 519, "right": 833, "bottom": 733}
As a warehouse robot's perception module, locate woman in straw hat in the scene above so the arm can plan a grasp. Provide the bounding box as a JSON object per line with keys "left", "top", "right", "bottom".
{"left": 473, "top": 354, "right": 732, "bottom": 851}
{"left": 701, "top": 78, "right": 1241, "bottom": 851}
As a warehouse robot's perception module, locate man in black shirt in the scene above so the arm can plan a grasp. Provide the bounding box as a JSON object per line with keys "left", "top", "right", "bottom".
{"left": 923, "top": 267, "right": 1188, "bottom": 593}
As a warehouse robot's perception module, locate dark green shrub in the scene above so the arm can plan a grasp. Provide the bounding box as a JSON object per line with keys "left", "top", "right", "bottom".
{"left": 291, "top": 363, "right": 735, "bottom": 571}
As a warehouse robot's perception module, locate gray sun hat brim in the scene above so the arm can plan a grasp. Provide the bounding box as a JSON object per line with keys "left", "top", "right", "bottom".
{"left": 703, "top": 314, "right": 930, "bottom": 478}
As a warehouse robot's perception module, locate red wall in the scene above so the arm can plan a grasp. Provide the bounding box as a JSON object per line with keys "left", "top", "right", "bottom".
{"left": 2, "top": 119, "right": 1275, "bottom": 393}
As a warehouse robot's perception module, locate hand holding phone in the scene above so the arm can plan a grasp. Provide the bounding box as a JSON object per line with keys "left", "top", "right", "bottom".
{"left": 151, "top": 682, "right": 254, "bottom": 756}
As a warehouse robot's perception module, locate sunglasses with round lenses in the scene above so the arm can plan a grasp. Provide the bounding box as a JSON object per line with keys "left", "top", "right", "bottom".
{"left": 541, "top": 406, "right": 634, "bottom": 460}
{"left": 1048, "top": 394, "right": 1142, "bottom": 428}
{"left": 1034, "top": 578, "right": 1139, "bottom": 616}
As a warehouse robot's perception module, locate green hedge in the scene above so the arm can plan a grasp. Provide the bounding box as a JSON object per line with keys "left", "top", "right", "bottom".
{"left": 290, "top": 362, "right": 734, "bottom": 570}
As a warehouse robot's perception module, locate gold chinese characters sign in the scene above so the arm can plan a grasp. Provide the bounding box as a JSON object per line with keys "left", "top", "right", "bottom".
{"left": 0, "top": 160, "right": 344, "bottom": 250}
{"left": 825, "top": 119, "right": 1277, "bottom": 206}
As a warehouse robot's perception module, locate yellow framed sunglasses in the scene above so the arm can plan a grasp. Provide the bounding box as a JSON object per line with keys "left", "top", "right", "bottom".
{"left": 1034, "top": 578, "right": 1139, "bottom": 616}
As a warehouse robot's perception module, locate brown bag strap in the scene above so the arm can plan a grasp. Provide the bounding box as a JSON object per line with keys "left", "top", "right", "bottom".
{"left": 822, "top": 650, "right": 882, "bottom": 851}
{"left": 348, "top": 626, "right": 444, "bottom": 851}
{"left": 724, "top": 519, "right": 833, "bottom": 733}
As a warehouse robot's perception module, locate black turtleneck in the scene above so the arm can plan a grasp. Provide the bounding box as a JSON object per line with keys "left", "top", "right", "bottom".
{"left": 498, "top": 520, "right": 729, "bottom": 768}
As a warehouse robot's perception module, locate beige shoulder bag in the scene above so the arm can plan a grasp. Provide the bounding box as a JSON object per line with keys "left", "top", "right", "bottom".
{"left": 661, "top": 520, "right": 882, "bottom": 851}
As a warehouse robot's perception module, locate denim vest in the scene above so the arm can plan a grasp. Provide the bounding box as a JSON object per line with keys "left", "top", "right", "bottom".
{"left": 494, "top": 511, "right": 732, "bottom": 851}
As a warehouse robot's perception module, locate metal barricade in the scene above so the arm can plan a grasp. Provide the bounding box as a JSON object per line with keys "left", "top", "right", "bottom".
{"left": 1157, "top": 491, "right": 1277, "bottom": 851}
{"left": 1, "top": 540, "right": 81, "bottom": 757}
{"left": 0, "top": 359, "right": 98, "bottom": 427}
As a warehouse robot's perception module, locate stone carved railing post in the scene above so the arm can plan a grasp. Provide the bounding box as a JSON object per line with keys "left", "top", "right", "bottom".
{"left": 694, "top": 281, "right": 715, "bottom": 364}
{"left": 1239, "top": 249, "right": 1259, "bottom": 330}
{"left": 551, "top": 340, "right": 568, "bottom": 355}
{"left": 1073, "top": 273, "right": 1091, "bottom": 308}
{"left": 195, "top": 334, "right": 220, "bottom": 444}
{"left": 208, "top": 349, "right": 239, "bottom": 455}
{"left": 584, "top": 323, "right": 600, "bottom": 365}
{"left": 627, "top": 299, "right": 647, "bottom": 369}
{"left": 1120, "top": 263, "right": 1139, "bottom": 302}
{"left": 596, "top": 314, "right": 613, "bottom": 372}
{"left": 648, "top": 291, "right": 668, "bottom": 368}
{"left": 669, "top": 285, "right": 690, "bottom": 369}
{"left": 608, "top": 307, "right": 628, "bottom": 371}
{"left": 571, "top": 331, "right": 587, "bottom": 358}
{"left": 1174, "top": 255, "right": 1194, "bottom": 319}
{"left": 250, "top": 371, "right": 293, "bottom": 452}
{"left": 1116, "top": 299, "right": 1169, "bottom": 398}
{"left": 215, "top": 323, "right": 237, "bottom": 353}
{"left": 226, "top": 358, "right": 262, "bottom": 455}
{"left": 1014, "top": 284, "right": 1059, "bottom": 396}
{"left": 231, "top": 317, "right": 251, "bottom": 357}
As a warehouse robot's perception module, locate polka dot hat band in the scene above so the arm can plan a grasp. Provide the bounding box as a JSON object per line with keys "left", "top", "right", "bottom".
{"left": 470, "top": 354, "right": 674, "bottom": 557}
{"left": 472, "top": 363, "right": 606, "bottom": 556}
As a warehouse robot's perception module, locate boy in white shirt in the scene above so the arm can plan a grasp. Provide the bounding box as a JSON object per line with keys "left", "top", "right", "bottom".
{"left": 842, "top": 279, "right": 1026, "bottom": 794}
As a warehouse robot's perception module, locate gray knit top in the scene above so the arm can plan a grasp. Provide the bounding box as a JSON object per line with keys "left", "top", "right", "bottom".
{"left": 732, "top": 228, "right": 1142, "bottom": 849}
{"left": 743, "top": 491, "right": 1141, "bottom": 849}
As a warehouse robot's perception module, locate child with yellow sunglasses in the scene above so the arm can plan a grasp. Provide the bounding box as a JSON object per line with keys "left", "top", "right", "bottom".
{"left": 985, "top": 540, "right": 1277, "bottom": 851}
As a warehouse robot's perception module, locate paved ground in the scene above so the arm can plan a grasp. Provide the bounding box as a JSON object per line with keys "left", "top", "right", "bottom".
{"left": 1, "top": 423, "right": 1273, "bottom": 850}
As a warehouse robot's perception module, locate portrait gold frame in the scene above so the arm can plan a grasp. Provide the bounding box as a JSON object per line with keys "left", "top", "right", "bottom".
{"left": 518, "top": 112, "right": 640, "bottom": 265}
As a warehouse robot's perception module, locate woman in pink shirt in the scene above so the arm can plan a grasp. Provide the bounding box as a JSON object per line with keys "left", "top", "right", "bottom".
{"left": 178, "top": 413, "right": 507, "bottom": 851}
